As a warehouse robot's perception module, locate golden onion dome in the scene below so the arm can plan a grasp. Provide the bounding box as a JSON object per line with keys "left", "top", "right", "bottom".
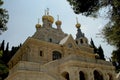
{"left": 47, "top": 15, "right": 54, "bottom": 23}
{"left": 36, "top": 23, "right": 41, "bottom": 28}
{"left": 76, "top": 23, "right": 81, "bottom": 28}
{"left": 42, "top": 15, "right": 48, "bottom": 22}
{"left": 55, "top": 20, "right": 62, "bottom": 25}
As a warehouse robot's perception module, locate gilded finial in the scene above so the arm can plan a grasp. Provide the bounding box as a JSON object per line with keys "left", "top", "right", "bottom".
{"left": 44, "top": 10, "right": 47, "bottom": 15}
{"left": 57, "top": 15, "right": 59, "bottom": 21}
{"left": 76, "top": 17, "right": 78, "bottom": 24}
{"left": 47, "top": 8, "right": 49, "bottom": 15}
{"left": 36, "top": 18, "right": 41, "bottom": 28}
{"left": 38, "top": 18, "right": 40, "bottom": 24}
{"left": 55, "top": 15, "right": 62, "bottom": 25}
{"left": 75, "top": 17, "right": 81, "bottom": 28}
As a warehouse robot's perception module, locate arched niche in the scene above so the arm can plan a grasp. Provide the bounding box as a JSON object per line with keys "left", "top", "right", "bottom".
{"left": 52, "top": 51, "right": 62, "bottom": 60}
{"left": 62, "top": 72, "right": 70, "bottom": 80}
{"left": 108, "top": 73, "right": 113, "bottom": 80}
{"left": 93, "top": 70, "right": 104, "bottom": 80}
{"left": 79, "top": 71, "right": 86, "bottom": 80}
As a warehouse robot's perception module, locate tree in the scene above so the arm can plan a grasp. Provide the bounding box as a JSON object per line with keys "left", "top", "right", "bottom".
{"left": 111, "top": 49, "right": 120, "bottom": 72}
{"left": 0, "top": 40, "right": 5, "bottom": 51}
{"left": 66, "top": 0, "right": 110, "bottom": 16}
{"left": 2, "top": 42, "right": 9, "bottom": 63}
{"left": 0, "top": 41, "right": 9, "bottom": 80}
{"left": 0, "top": 60, "right": 9, "bottom": 80}
{"left": 90, "top": 38, "right": 97, "bottom": 53}
{"left": 0, "top": 0, "right": 9, "bottom": 34}
{"left": 97, "top": 45, "right": 105, "bottom": 60}
{"left": 0, "top": 41, "right": 22, "bottom": 80}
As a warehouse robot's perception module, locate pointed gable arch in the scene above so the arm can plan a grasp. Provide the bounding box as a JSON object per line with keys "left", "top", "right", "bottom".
{"left": 59, "top": 34, "right": 79, "bottom": 49}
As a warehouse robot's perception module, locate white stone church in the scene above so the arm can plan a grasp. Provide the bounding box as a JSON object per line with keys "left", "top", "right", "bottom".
{"left": 5, "top": 9, "right": 117, "bottom": 80}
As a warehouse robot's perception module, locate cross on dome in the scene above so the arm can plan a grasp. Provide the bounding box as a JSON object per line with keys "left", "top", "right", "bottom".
{"left": 75, "top": 17, "right": 81, "bottom": 28}
{"left": 47, "top": 8, "right": 49, "bottom": 15}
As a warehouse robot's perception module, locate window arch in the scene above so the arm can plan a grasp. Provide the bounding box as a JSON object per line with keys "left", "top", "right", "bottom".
{"left": 93, "top": 70, "right": 104, "bottom": 80}
{"left": 80, "top": 39, "right": 83, "bottom": 44}
{"left": 52, "top": 51, "right": 62, "bottom": 60}
{"left": 76, "top": 41, "right": 78, "bottom": 44}
{"left": 49, "top": 38, "right": 52, "bottom": 42}
{"left": 108, "top": 73, "right": 113, "bottom": 80}
{"left": 79, "top": 71, "right": 85, "bottom": 80}
{"left": 62, "top": 72, "right": 70, "bottom": 80}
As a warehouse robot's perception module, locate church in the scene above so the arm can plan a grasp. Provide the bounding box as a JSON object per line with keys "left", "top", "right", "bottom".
{"left": 5, "top": 9, "right": 116, "bottom": 80}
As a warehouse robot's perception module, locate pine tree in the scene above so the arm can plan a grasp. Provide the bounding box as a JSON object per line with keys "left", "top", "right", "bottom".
{"left": 97, "top": 45, "right": 105, "bottom": 60}
{"left": 0, "top": 40, "right": 5, "bottom": 51}
{"left": 90, "top": 38, "right": 97, "bottom": 53}
{"left": 2, "top": 42, "right": 9, "bottom": 63}
{"left": 0, "top": 41, "right": 9, "bottom": 80}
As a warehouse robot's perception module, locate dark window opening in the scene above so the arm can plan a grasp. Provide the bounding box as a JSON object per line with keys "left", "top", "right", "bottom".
{"left": 80, "top": 39, "right": 83, "bottom": 44}
{"left": 49, "top": 38, "right": 52, "bottom": 42}
{"left": 79, "top": 71, "right": 85, "bottom": 80}
{"left": 52, "top": 51, "right": 62, "bottom": 60}
{"left": 40, "top": 51, "right": 43, "bottom": 56}
{"left": 94, "top": 70, "right": 104, "bottom": 80}
{"left": 108, "top": 73, "right": 113, "bottom": 80}
{"left": 76, "top": 41, "right": 78, "bottom": 44}
{"left": 62, "top": 72, "right": 70, "bottom": 80}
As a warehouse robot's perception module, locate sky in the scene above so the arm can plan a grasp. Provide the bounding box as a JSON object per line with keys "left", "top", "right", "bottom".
{"left": 0, "top": 0, "right": 115, "bottom": 60}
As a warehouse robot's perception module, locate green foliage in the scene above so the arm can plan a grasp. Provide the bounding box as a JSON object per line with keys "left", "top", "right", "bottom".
{"left": 0, "top": 60, "right": 9, "bottom": 80}
{"left": 0, "top": 40, "right": 4, "bottom": 51}
{"left": 111, "top": 49, "right": 120, "bottom": 72}
{"left": 0, "top": 40, "right": 21, "bottom": 79}
{"left": 0, "top": 0, "right": 9, "bottom": 34}
{"left": 0, "top": 0, "right": 3, "bottom": 6}
{"left": 90, "top": 39, "right": 105, "bottom": 60}
{"left": 66, "top": 0, "right": 111, "bottom": 17}
{"left": 97, "top": 45, "right": 105, "bottom": 60}
{"left": 0, "top": 50, "right": 3, "bottom": 58}
{"left": 0, "top": 40, "right": 9, "bottom": 80}
{"left": 90, "top": 38, "right": 98, "bottom": 53}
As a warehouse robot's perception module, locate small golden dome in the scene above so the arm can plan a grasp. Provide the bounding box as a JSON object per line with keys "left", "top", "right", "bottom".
{"left": 75, "top": 17, "right": 81, "bottom": 28}
{"left": 76, "top": 23, "right": 81, "bottom": 28}
{"left": 48, "top": 15, "right": 54, "bottom": 23}
{"left": 55, "top": 20, "right": 62, "bottom": 25}
{"left": 42, "top": 15, "right": 48, "bottom": 22}
{"left": 36, "top": 24, "right": 41, "bottom": 28}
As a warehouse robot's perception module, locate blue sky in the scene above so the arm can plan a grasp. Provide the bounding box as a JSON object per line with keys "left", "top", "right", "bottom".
{"left": 0, "top": 0, "right": 115, "bottom": 59}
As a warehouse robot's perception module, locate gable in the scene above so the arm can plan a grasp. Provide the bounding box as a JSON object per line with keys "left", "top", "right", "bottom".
{"left": 59, "top": 34, "right": 79, "bottom": 49}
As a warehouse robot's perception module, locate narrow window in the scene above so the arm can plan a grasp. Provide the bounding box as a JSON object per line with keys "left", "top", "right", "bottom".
{"left": 94, "top": 70, "right": 104, "bottom": 80}
{"left": 79, "top": 71, "right": 85, "bottom": 80}
{"left": 76, "top": 41, "right": 78, "bottom": 44}
{"left": 80, "top": 39, "right": 83, "bottom": 44}
{"left": 62, "top": 72, "right": 70, "bottom": 80}
{"left": 40, "top": 51, "right": 43, "bottom": 56}
{"left": 52, "top": 51, "right": 62, "bottom": 60}
{"left": 49, "top": 38, "right": 52, "bottom": 42}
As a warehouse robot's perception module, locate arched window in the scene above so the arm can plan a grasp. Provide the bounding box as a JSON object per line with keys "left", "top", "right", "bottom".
{"left": 49, "top": 38, "right": 52, "bottom": 42}
{"left": 40, "top": 51, "right": 43, "bottom": 56}
{"left": 62, "top": 72, "right": 70, "bottom": 80}
{"left": 76, "top": 41, "right": 78, "bottom": 44}
{"left": 79, "top": 71, "right": 85, "bottom": 80}
{"left": 80, "top": 39, "right": 83, "bottom": 44}
{"left": 94, "top": 70, "right": 104, "bottom": 80}
{"left": 108, "top": 73, "right": 113, "bottom": 80}
{"left": 52, "top": 51, "right": 62, "bottom": 60}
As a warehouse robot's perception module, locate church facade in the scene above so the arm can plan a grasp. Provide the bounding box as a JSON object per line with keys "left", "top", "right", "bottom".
{"left": 5, "top": 10, "right": 117, "bottom": 80}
